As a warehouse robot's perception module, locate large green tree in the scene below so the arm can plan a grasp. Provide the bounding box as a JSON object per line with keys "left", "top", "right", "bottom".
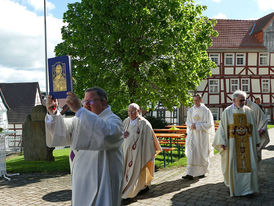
{"left": 55, "top": 0, "right": 218, "bottom": 112}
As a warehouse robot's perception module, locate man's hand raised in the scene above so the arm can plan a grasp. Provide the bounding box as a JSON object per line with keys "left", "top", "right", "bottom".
{"left": 66, "top": 92, "right": 81, "bottom": 113}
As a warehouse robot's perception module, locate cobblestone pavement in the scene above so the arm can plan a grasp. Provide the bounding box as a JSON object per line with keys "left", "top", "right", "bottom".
{"left": 0, "top": 128, "right": 274, "bottom": 206}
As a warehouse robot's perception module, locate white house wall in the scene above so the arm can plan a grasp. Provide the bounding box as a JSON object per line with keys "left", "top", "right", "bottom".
{"left": 252, "top": 79, "right": 260, "bottom": 93}
{"left": 225, "top": 67, "right": 233, "bottom": 75}
{"left": 0, "top": 99, "right": 8, "bottom": 129}
{"left": 196, "top": 79, "right": 207, "bottom": 91}
{"left": 271, "top": 54, "right": 274, "bottom": 66}
{"left": 248, "top": 53, "right": 257, "bottom": 66}
{"left": 249, "top": 67, "right": 257, "bottom": 75}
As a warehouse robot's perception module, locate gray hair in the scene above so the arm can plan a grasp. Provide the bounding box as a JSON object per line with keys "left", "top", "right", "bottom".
{"left": 128, "top": 103, "right": 140, "bottom": 110}
{"left": 85, "top": 87, "right": 107, "bottom": 101}
{"left": 232, "top": 90, "right": 247, "bottom": 100}
{"left": 193, "top": 94, "right": 202, "bottom": 100}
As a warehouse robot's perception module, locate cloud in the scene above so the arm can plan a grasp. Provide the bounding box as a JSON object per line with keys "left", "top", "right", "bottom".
{"left": 212, "top": 0, "right": 221, "bottom": 3}
{"left": 24, "top": 0, "right": 55, "bottom": 11}
{"left": 212, "top": 13, "right": 228, "bottom": 19}
{"left": 0, "top": 66, "right": 46, "bottom": 89}
{"left": 0, "top": 0, "right": 63, "bottom": 91}
{"left": 257, "top": 0, "right": 274, "bottom": 11}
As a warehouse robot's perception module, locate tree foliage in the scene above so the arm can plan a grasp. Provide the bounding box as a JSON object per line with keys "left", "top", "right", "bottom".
{"left": 55, "top": 0, "right": 218, "bottom": 112}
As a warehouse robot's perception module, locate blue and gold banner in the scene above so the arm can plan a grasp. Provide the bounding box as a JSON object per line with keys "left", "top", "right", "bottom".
{"left": 48, "top": 55, "right": 72, "bottom": 99}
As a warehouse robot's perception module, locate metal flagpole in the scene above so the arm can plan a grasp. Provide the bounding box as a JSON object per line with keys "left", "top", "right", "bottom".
{"left": 44, "top": 0, "right": 48, "bottom": 95}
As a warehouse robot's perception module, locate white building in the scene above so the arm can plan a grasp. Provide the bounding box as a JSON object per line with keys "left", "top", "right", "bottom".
{"left": 0, "top": 89, "right": 9, "bottom": 130}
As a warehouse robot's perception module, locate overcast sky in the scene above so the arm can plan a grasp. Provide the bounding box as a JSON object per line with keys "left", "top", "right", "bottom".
{"left": 0, "top": 0, "right": 273, "bottom": 92}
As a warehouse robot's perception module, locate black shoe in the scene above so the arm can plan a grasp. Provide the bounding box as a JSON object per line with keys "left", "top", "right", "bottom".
{"left": 244, "top": 193, "right": 255, "bottom": 198}
{"left": 182, "top": 175, "right": 194, "bottom": 180}
{"left": 138, "top": 186, "right": 149, "bottom": 195}
{"left": 198, "top": 175, "right": 205, "bottom": 179}
{"left": 121, "top": 198, "right": 134, "bottom": 205}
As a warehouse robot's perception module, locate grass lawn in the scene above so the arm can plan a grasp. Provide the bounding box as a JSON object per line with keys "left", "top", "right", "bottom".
{"left": 267, "top": 124, "right": 274, "bottom": 129}
{"left": 155, "top": 149, "right": 187, "bottom": 169}
{"left": 6, "top": 148, "right": 187, "bottom": 174}
{"left": 6, "top": 148, "right": 70, "bottom": 174}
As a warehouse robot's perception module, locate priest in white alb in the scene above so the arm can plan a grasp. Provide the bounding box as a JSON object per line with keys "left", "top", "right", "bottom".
{"left": 246, "top": 99, "right": 269, "bottom": 161}
{"left": 213, "top": 90, "right": 261, "bottom": 197}
{"left": 45, "top": 87, "right": 124, "bottom": 206}
{"left": 182, "top": 94, "right": 215, "bottom": 180}
{"left": 122, "top": 103, "right": 161, "bottom": 201}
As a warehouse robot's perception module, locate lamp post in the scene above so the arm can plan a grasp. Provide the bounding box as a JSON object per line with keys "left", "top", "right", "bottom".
{"left": 44, "top": 0, "right": 48, "bottom": 95}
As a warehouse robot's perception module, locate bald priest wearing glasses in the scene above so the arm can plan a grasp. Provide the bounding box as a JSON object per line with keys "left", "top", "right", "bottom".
{"left": 45, "top": 87, "right": 124, "bottom": 206}
{"left": 121, "top": 103, "right": 161, "bottom": 201}
{"left": 213, "top": 90, "right": 261, "bottom": 197}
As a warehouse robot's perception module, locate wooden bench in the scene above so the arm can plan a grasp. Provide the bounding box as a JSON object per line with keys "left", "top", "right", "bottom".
{"left": 161, "top": 147, "right": 176, "bottom": 167}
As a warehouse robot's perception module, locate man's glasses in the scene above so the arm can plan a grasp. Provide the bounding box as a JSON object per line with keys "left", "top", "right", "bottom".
{"left": 128, "top": 110, "right": 137, "bottom": 114}
{"left": 81, "top": 99, "right": 100, "bottom": 106}
{"left": 239, "top": 99, "right": 246, "bottom": 102}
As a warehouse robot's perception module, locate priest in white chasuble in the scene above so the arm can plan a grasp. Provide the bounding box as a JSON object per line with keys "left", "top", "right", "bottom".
{"left": 122, "top": 103, "right": 161, "bottom": 200}
{"left": 246, "top": 99, "right": 269, "bottom": 161}
{"left": 45, "top": 87, "right": 124, "bottom": 206}
{"left": 182, "top": 94, "right": 215, "bottom": 180}
{"left": 213, "top": 90, "right": 261, "bottom": 197}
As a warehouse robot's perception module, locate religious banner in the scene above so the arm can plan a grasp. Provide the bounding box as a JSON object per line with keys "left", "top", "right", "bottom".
{"left": 48, "top": 55, "right": 73, "bottom": 99}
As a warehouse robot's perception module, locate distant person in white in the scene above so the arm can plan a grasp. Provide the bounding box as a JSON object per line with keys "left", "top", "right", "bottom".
{"left": 45, "top": 87, "right": 124, "bottom": 206}
{"left": 246, "top": 99, "right": 269, "bottom": 161}
{"left": 182, "top": 94, "right": 215, "bottom": 180}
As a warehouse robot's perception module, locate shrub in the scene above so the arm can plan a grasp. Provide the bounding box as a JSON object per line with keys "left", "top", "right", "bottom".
{"left": 145, "top": 115, "right": 167, "bottom": 129}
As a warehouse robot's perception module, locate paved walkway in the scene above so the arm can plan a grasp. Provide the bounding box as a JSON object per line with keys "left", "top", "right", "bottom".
{"left": 0, "top": 129, "right": 274, "bottom": 206}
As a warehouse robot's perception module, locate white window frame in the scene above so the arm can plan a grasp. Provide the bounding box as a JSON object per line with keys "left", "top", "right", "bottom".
{"left": 241, "top": 79, "right": 250, "bottom": 92}
{"left": 209, "top": 79, "right": 219, "bottom": 93}
{"left": 236, "top": 53, "right": 245, "bottom": 66}
{"left": 259, "top": 53, "right": 269, "bottom": 66}
{"left": 209, "top": 53, "right": 220, "bottom": 65}
{"left": 230, "top": 79, "right": 239, "bottom": 92}
{"left": 224, "top": 53, "right": 234, "bottom": 66}
{"left": 262, "top": 79, "right": 270, "bottom": 93}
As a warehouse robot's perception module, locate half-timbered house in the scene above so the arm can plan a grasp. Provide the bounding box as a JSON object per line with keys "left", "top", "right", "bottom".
{"left": 196, "top": 12, "right": 274, "bottom": 122}
{"left": 0, "top": 82, "right": 43, "bottom": 151}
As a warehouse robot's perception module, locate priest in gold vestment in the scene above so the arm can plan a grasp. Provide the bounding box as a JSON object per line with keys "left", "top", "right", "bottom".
{"left": 122, "top": 103, "right": 161, "bottom": 200}
{"left": 213, "top": 90, "right": 261, "bottom": 197}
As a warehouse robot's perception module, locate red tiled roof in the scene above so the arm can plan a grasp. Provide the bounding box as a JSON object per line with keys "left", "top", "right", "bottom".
{"left": 252, "top": 12, "right": 274, "bottom": 34}
{"left": 210, "top": 19, "right": 265, "bottom": 49}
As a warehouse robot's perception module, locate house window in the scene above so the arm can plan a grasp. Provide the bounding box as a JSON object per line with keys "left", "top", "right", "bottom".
{"left": 209, "top": 79, "right": 219, "bottom": 93}
{"left": 157, "top": 110, "right": 165, "bottom": 119}
{"left": 262, "top": 79, "right": 270, "bottom": 93}
{"left": 225, "top": 53, "right": 234, "bottom": 66}
{"left": 241, "top": 79, "right": 250, "bottom": 92}
{"left": 231, "top": 79, "right": 239, "bottom": 92}
{"left": 259, "top": 53, "right": 268, "bottom": 66}
{"left": 210, "top": 108, "right": 219, "bottom": 120}
{"left": 236, "top": 53, "right": 245, "bottom": 66}
{"left": 209, "top": 54, "right": 220, "bottom": 65}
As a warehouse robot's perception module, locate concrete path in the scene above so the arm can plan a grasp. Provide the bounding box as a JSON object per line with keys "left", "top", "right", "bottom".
{"left": 0, "top": 128, "right": 274, "bottom": 206}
